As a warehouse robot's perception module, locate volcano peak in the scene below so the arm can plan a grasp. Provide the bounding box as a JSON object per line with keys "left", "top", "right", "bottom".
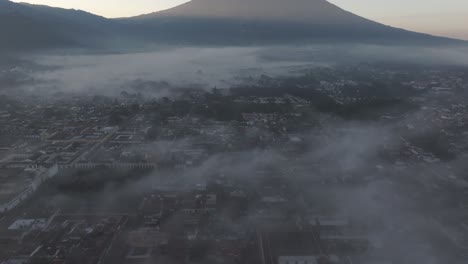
{"left": 139, "top": 0, "right": 371, "bottom": 25}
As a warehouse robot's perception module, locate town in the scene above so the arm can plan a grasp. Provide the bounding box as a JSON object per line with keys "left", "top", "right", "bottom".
{"left": 0, "top": 63, "right": 468, "bottom": 264}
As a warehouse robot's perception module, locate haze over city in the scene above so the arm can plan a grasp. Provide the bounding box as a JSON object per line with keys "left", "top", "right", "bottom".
{"left": 1, "top": 1, "right": 468, "bottom": 264}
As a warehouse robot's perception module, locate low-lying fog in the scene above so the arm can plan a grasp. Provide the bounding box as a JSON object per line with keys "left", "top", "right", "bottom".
{"left": 3, "top": 44, "right": 467, "bottom": 97}
{"left": 1, "top": 43, "right": 467, "bottom": 263}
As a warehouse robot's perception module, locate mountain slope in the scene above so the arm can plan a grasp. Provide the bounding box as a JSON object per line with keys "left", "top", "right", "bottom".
{"left": 0, "top": 0, "right": 129, "bottom": 52}
{"left": 0, "top": 0, "right": 464, "bottom": 52}
{"left": 125, "top": 0, "right": 462, "bottom": 45}
{"left": 136, "top": 0, "right": 373, "bottom": 25}
{"left": 0, "top": 0, "right": 68, "bottom": 50}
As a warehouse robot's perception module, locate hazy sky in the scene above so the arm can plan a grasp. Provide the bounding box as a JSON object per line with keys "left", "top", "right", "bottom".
{"left": 10, "top": 0, "right": 468, "bottom": 40}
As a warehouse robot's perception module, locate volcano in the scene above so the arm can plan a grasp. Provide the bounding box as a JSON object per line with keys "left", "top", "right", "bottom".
{"left": 0, "top": 0, "right": 464, "bottom": 52}
{"left": 137, "top": 0, "right": 375, "bottom": 25}
{"left": 125, "top": 0, "right": 461, "bottom": 45}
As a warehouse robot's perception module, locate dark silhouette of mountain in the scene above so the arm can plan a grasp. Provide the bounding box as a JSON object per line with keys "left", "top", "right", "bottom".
{"left": 136, "top": 0, "right": 374, "bottom": 24}
{"left": 124, "top": 0, "right": 463, "bottom": 45}
{"left": 0, "top": 0, "right": 464, "bottom": 52}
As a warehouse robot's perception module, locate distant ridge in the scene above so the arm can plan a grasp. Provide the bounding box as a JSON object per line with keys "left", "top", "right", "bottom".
{"left": 0, "top": 0, "right": 137, "bottom": 52}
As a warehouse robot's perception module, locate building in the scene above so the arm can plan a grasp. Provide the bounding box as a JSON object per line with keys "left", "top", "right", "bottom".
{"left": 0, "top": 166, "right": 58, "bottom": 214}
